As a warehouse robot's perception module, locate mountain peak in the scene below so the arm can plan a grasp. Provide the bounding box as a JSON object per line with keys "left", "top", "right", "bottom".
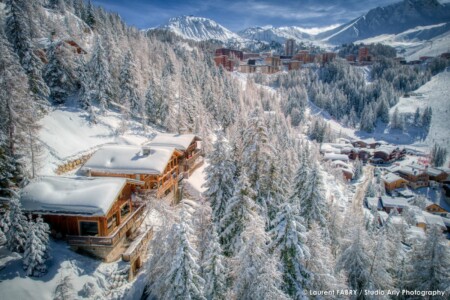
{"left": 158, "top": 15, "right": 242, "bottom": 42}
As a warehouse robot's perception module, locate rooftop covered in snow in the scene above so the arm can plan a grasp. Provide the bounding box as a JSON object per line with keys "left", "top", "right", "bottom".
{"left": 81, "top": 145, "right": 180, "bottom": 175}
{"left": 382, "top": 172, "right": 407, "bottom": 184}
{"left": 20, "top": 176, "right": 127, "bottom": 216}
{"left": 323, "top": 153, "right": 349, "bottom": 162}
{"left": 380, "top": 196, "right": 409, "bottom": 209}
{"left": 146, "top": 133, "right": 201, "bottom": 151}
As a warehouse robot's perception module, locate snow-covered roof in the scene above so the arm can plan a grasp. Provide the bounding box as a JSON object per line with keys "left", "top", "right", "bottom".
{"left": 406, "top": 226, "right": 425, "bottom": 244}
{"left": 426, "top": 167, "right": 445, "bottom": 177}
{"left": 423, "top": 212, "right": 446, "bottom": 229}
{"left": 323, "top": 153, "right": 349, "bottom": 161}
{"left": 320, "top": 144, "right": 341, "bottom": 154}
{"left": 395, "top": 189, "right": 415, "bottom": 198}
{"left": 146, "top": 133, "right": 200, "bottom": 151}
{"left": 398, "top": 166, "right": 426, "bottom": 176}
{"left": 380, "top": 196, "right": 409, "bottom": 208}
{"left": 365, "top": 197, "right": 380, "bottom": 210}
{"left": 20, "top": 176, "right": 127, "bottom": 216}
{"left": 82, "top": 145, "right": 178, "bottom": 175}
{"left": 382, "top": 172, "right": 407, "bottom": 184}
{"left": 332, "top": 160, "right": 351, "bottom": 169}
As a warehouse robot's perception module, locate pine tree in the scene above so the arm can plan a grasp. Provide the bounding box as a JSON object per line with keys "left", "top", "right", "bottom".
{"left": 233, "top": 215, "right": 288, "bottom": 300}
{"left": 164, "top": 214, "right": 205, "bottom": 300}
{"left": 6, "top": 196, "right": 29, "bottom": 253}
{"left": 5, "top": 0, "right": 49, "bottom": 107}
{"left": 336, "top": 226, "right": 374, "bottom": 298}
{"left": 202, "top": 227, "right": 227, "bottom": 300}
{"left": 119, "top": 51, "right": 141, "bottom": 114}
{"left": 0, "top": 33, "right": 36, "bottom": 189}
{"left": 298, "top": 163, "right": 329, "bottom": 232}
{"left": 289, "top": 146, "right": 309, "bottom": 210}
{"left": 241, "top": 110, "right": 274, "bottom": 209}
{"left": 203, "top": 131, "right": 235, "bottom": 229}
{"left": 23, "top": 215, "right": 51, "bottom": 277}
{"left": 390, "top": 107, "right": 402, "bottom": 130}
{"left": 88, "top": 38, "right": 113, "bottom": 113}
{"left": 353, "top": 158, "right": 363, "bottom": 180}
{"left": 306, "top": 223, "right": 346, "bottom": 295}
{"left": 44, "top": 42, "right": 70, "bottom": 104}
{"left": 220, "top": 172, "right": 258, "bottom": 256}
{"left": 269, "top": 202, "right": 310, "bottom": 299}
{"left": 406, "top": 226, "right": 450, "bottom": 293}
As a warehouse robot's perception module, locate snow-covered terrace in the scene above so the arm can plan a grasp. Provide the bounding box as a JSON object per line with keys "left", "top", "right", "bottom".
{"left": 20, "top": 176, "right": 127, "bottom": 216}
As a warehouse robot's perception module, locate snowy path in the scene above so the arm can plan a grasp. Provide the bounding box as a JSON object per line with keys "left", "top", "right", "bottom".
{"left": 352, "top": 165, "right": 374, "bottom": 213}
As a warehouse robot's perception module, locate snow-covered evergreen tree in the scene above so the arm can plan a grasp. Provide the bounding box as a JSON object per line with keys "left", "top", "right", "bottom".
{"left": 88, "top": 38, "right": 113, "bottom": 113}
{"left": 119, "top": 51, "right": 141, "bottom": 114}
{"left": 336, "top": 226, "right": 376, "bottom": 298}
{"left": 6, "top": 196, "right": 29, "bottom": 253}
{"left": 269, "top": 202, "right": 310, "bottom": 299}
{"left": 289, "top": 146, "right": 309, "bottom": 209}
{"left": 241, "top": 109, "right": 274, "bottom": 212}
{"left": 298, "top": 163, "right": 329, "bottom": 232}
{"left": 23, "top": 215, "right": 51, "bottom": 276}
{"left": 202, "top": 131, "right": 235, "bottom": 229}
{"left": 164, "top": 212, "right": 205, "bottom": 300}
{"left": 202, "top": 226, "right": 227, "bottom": 300}
{"left": 233, "top": 215, "right": 288, "bottom": 300}
{"left": 406, "top": 225, "right": 450, "bottom": 293}
{"left": 305, "top": 223, "right": 346, "bottom": 296}
{"left": 353, "top": 158, "right": 363, "bottom": 180}
{"left": 44, "top": 42, "right": 70, "bottom": 104}
{"left": 220, "top": 171, "right": 257, "bottom": 256}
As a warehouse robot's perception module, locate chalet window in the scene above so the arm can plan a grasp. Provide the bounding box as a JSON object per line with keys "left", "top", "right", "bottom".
{"left": 107, "top": 215, "right": 117, "bottom": 231}
{"left": 80, "top": 221, "right": 99, "bottom": 236}
{"left": 121, "top": 203, "right": 130, "bottom": 219}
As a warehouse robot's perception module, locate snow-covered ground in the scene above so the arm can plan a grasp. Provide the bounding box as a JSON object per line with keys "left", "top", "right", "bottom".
{"left": 38, "top": 106, "right": 156, "bottom": 175}
{"left": 0, "top": 240, "right": 132, "bottom": 299}
{"left": 310, "top": 70, "right": 450, "bottom": 153}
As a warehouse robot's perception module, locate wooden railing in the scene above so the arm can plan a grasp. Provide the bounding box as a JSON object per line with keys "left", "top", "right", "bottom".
{"left": 67, "top": 203, "right": 147, "bottom": 246}
{"left": 184, "top": 150, "right": 203, "bottom": 169}
{"left": 122, "top": 227, "right": 154, "bottom": 262}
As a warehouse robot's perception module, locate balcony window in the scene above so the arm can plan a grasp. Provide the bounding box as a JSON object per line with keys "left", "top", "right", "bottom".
{"left": 80, "top": 221, "right": 99, "bottom": 236}
{"left": 121, "top": 203, "right": 131, "bottom": 219}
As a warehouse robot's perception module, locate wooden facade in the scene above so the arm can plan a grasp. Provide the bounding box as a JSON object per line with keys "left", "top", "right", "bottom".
{"left": 42, "top": 184, "right": 133, "bottom": 238}
{"left": 89, "top": 151, "right": 182, "bottom": 198}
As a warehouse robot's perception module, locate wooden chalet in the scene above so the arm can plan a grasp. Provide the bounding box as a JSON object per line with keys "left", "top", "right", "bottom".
{"left": 397, "top": 166, "right": 429, "bottom": 189}
{"left": 352, "top": 140, "right": 368, "bottom": 148}
{"left": 20, "top": 176, "right": 147, "bottom": 262}
{"left": 146, "top": 133, "right": 203, "bottom": 178}
{"left": 426, "top": 167, "right": 448, "bottom": 182}
{"left": 382, "top": 172, "right": 408, "bottom": 192}
{"left": 373, "top": 146, "right": 405, "bottom": 162}
{"left": 81, "top": 145, "right": 183, "bottom": 199}
{"left": 349, "top": 149, "right": 370, "bottom": 161}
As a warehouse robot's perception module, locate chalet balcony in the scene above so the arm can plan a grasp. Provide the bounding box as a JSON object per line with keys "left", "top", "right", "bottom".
{"left": 184, "top": 149, "right": 204, "bottom": 171}
{"left": 67, "top": 202, "right": 147, "bottom": 247}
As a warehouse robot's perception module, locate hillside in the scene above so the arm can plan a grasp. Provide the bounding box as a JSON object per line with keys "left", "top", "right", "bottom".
{"left": 318, "top": 0, "right": 450, "bottom": 45}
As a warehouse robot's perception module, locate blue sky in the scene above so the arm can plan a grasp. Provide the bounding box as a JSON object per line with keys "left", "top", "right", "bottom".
{"left": 91, "top": 0, "right": 439, "bottom": 31}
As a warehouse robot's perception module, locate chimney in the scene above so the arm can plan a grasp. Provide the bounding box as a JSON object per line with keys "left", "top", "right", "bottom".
{"left": 86, "top": 168, "right": 92, "bottom": 177}
{"left": 142, "top": 146, "right": 151, "bottom": 156}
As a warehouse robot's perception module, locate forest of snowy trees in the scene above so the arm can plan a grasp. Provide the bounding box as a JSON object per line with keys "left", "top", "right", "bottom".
{"left": 0, "top": 0, "right": 449, "bottom": 298}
